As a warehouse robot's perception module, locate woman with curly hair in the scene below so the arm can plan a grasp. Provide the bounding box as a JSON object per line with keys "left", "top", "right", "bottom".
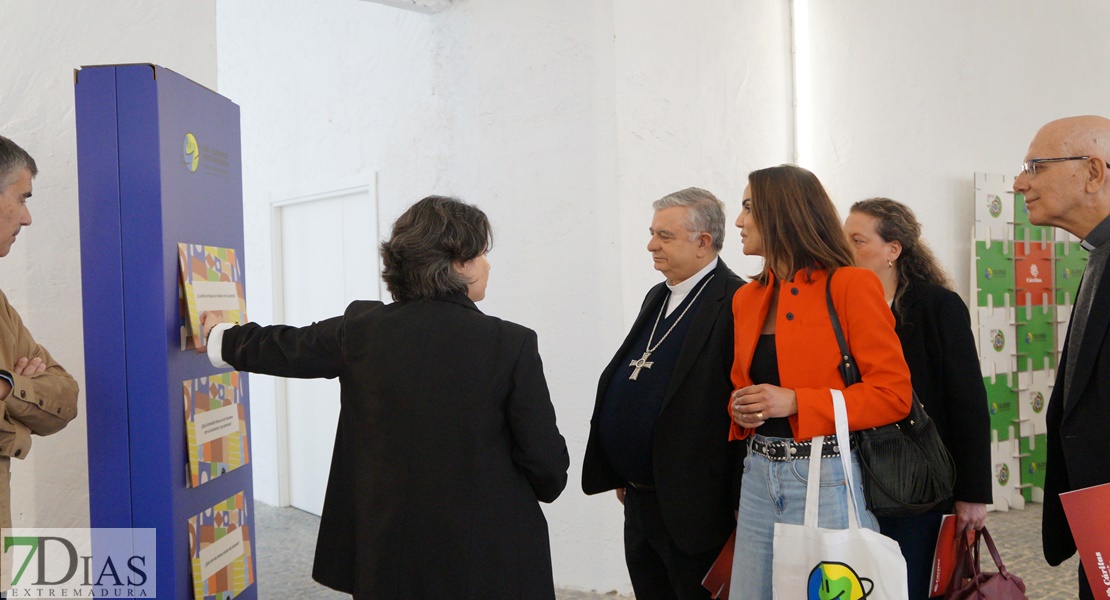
{"left": 845, "top": 197, "right": 991, "bottom": 600}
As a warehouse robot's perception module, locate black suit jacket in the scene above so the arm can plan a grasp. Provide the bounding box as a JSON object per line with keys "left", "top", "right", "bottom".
{"left": 894, "top": 282, "right": 992, "bottom": 506}
{"left": 1043, "top": 256, "right": 1110, "bottom": 566}
{"left": 222, "top": 295, "right": 570, "bottom": 599}
{"left": 582, "top": 259, "right": 745, "bottom": 555}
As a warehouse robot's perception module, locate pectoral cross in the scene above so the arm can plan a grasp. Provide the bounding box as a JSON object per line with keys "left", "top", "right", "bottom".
{"left": 628, "top": 352, "right": 654, "bottom": 380}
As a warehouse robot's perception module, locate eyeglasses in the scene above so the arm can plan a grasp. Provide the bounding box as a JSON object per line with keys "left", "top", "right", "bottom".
{"left": 1020, "top": 156, "right": 1110, "bottom": 176}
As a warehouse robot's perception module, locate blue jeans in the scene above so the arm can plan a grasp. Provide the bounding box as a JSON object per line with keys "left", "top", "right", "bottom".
{"left": 729, "top": 435, "right": 879, "bottom": 599}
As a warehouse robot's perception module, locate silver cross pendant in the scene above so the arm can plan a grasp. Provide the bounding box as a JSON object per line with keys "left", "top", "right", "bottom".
{"left": 628, "top": 351, "right": 654, "bottom": 380}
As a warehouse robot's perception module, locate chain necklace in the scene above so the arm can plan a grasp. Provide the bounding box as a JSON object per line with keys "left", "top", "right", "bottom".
{"left": 628, "top": 273, "right": 715, "bottom": 380}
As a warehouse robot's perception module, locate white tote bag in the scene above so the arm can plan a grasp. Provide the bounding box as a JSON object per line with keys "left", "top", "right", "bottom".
{"left": 771, "top": 390, "right": 908, "bottom": 599}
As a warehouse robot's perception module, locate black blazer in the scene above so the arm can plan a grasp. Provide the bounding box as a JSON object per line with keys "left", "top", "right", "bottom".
{"left": 221, "top": 295, "right": 570, "bottom": 599}
{"left": 1043, "top": 257, "right": 1110, "bottom": 566}
{"left": 582, "top": 259, "right": 745, "bottom": 555}
{"left": 894, "top": 282, "right": 993, "bottom": 506}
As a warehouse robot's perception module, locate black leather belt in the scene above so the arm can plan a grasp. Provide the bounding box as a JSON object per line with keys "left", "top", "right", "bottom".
{"left": 749, "top": 435, "right": 851, "bottom": 462}
{"left": 628, "top": 481, "right": 656, "bottom": 492}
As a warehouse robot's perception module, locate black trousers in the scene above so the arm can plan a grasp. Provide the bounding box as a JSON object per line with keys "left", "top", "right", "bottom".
{"left": 877, "top": 511, "right": 944, "bottom": 600}
{"left": 1080, "top": 562, "right": 1094, "bottom": 600}
{"left": 623, "top": 487, "right": 722, "bottom": 600}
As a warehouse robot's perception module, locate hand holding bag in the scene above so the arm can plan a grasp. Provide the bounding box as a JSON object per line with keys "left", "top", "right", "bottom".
{"left": 825, "top": 271, "right": 957, "bottom": 516}
{"left": 943, "top": 527, "right": 1026, "bottom": 599}
{"left": 771, "top": 389, "right": 909, "bottom": 599}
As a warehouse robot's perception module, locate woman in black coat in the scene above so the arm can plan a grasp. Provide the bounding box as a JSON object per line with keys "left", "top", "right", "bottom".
{"left": 844, "top": 198, "right": 992, "bottom": 600}
{"left": 202, "top": 196, "right": 570, "bottom": 599}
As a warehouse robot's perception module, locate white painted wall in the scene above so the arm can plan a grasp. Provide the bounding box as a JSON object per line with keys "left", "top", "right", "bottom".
{"left": 216, "top": 0, "right": 441, "bottom": 509}
{"left": 0, "top": 0, "right": 216, "bottom": 528}
{"left": 806, "top": 0, "right": 1110, "bottom": 300}
{"left": 218, "top": 0, "right": 792, "bottom": 593}
{"left": 431, "top": 1, "right": 626, "bottom": 589}
{"left": 613, "top": 0, "right": 794, "bottom": 313}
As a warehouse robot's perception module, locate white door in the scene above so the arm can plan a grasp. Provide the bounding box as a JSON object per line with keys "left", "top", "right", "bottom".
{"left": 275, "top": 183, "right": 378, "bottom": 515}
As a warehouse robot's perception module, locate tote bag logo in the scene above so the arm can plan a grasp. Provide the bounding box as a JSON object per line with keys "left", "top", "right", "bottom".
{"left": 183, "top": 133, "right": 200, "bottom": 172}
{"left": 807, "top": 561, "right": 874, "bottom": 599}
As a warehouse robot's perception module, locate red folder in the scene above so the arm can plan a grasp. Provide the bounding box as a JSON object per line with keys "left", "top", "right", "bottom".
{"left": 702, "top": 530, "right": 735, "bottom": 599}
{"left": 1060, "top": 481, "right": 1110, "bottom": 597}
{"left": 929, "top": 514, "right": 977, "bottom": 597}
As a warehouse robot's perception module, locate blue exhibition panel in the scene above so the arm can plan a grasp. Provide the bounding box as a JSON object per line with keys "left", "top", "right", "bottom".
{"left": 76, "top": 64, "right": 256, "bottom": 600}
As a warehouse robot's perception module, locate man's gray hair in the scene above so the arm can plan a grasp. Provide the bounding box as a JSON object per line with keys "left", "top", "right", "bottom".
{"left": 0, "top": 136, "right": 37, "bottom": 193}
{"left": 652, "top": 187, "right": 726, "bottom": 251}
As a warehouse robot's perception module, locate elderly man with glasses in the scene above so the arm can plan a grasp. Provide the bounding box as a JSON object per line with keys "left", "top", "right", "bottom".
{"left": 1014, "top": 115, "right": 1110, "bottom": 600}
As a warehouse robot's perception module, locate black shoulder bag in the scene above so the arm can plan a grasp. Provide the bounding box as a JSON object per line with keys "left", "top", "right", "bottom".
{"left": 825, "top": 270, "right": 957, "bottom": 517}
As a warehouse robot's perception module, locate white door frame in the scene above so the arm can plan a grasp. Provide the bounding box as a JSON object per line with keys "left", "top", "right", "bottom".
{"left": 268, "top": 173, "right": 379, "bottom": 507}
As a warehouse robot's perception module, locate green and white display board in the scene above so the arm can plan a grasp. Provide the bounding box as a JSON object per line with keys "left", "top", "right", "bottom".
{"left": 972, "top": 172, "right": 1086, "bottom": 511}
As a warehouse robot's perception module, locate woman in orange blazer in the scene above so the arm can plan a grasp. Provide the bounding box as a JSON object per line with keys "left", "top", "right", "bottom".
{"left": 725, "top": 165, "right": 912, "bottom": 598}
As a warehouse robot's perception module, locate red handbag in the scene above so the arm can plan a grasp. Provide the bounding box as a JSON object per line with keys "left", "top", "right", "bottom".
{"left": 943, "top": 527, "right": 1027, "bottom": 599}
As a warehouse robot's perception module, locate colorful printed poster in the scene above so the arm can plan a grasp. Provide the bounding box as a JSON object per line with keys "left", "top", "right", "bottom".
{"left": 178, "top": 243, "right": 246, "bottom": 350}
{"left": 184, "top": 372, "right": 250, "bottom": 487}
{"left": 983, "top": 374, "right": 1018, "bottom": 442}
{"left": 1016, "top": 307, "right": 1055, "bottom": 372}
{"left": 1013, "top": 241, "right": 1053, "bottom": 306}
{"left": 188, "top": 492, "right": 255, "bottom": 600}
{"left": 975, "top": 240, "right": 1013, "bottom": 309}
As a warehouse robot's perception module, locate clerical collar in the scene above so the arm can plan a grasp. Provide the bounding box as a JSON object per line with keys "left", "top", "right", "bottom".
{"left": 1080, "top": 213, "right": 1110, "bottom": 251}
{"left": 665, "top": 257, "right": 718, "bottom": 317}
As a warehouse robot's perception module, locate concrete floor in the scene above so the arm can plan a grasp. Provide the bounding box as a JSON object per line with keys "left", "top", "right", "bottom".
{"left": 254, "top": 501, "right": 1079, "bottom": 599}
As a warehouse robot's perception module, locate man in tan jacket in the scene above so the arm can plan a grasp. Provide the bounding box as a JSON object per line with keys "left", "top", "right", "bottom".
{"left": 0, "top": 135, "right": 79, "bottom": 533}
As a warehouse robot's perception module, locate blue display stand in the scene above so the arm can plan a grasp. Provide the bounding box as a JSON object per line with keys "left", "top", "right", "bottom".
{"left": 75, "top": 64, "right": 257, "bottom": 600}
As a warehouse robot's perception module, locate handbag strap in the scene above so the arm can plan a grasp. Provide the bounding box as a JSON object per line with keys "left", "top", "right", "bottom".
{"left": 825, "top": 270, "right": 861, "bottom": 386}
{"left": 949, "top": 527, "right": 1012, "bottom": 594}
{"left": 804, "top": 434, "right": 825, "bottom": 526}
{"left": 978, "top": 527, "right": 1013, "bottom": 575}
{"left": 949, "top": 529, "right": 981, "bottom": 590}
{"left": 828, "top": 390, "right": 863, "bottom": 530}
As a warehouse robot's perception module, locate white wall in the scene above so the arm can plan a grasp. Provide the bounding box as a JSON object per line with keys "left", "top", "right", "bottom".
{"left": 218, "top": 0, "right": 797, "bottom": 592}
{"left": 431, "top": 1, "right": 625, "bottom": 588}
{"left": 216, "top": 0, "right": 441, "bottom": 509}
{"left": 613, "top": 0, "right": 794, "bottom": 314}
{"left": 0, "top": 0, "right": 216, "bottom": 528}
{"left": 807, "top": 0, "right": 1110, "bottom": 300}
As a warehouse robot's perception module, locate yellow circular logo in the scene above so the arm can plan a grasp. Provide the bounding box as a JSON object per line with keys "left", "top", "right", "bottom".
{"left": 183, "top": 133, "right": 200, "bottom": 173}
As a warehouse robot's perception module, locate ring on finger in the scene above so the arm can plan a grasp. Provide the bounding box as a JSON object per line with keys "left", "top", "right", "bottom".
{"left": 756, "top": 411, "right": 764, "bottom": 420}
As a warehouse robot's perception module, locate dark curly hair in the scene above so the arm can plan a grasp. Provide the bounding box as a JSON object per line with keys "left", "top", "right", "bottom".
{"left": 380, "top": 196, "right": 492, "bottom": 302}
{"left": 850, "top": 197, "right": 953, "bottom": 314}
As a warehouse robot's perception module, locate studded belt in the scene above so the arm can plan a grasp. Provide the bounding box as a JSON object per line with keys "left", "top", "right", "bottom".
{"left": 749, "top": 435, "right": 852, "bottom": 462}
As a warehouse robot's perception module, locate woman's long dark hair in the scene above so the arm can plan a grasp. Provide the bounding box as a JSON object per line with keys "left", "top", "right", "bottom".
{"left": 748, "top": 164, "right": 855, "bottom": 284}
